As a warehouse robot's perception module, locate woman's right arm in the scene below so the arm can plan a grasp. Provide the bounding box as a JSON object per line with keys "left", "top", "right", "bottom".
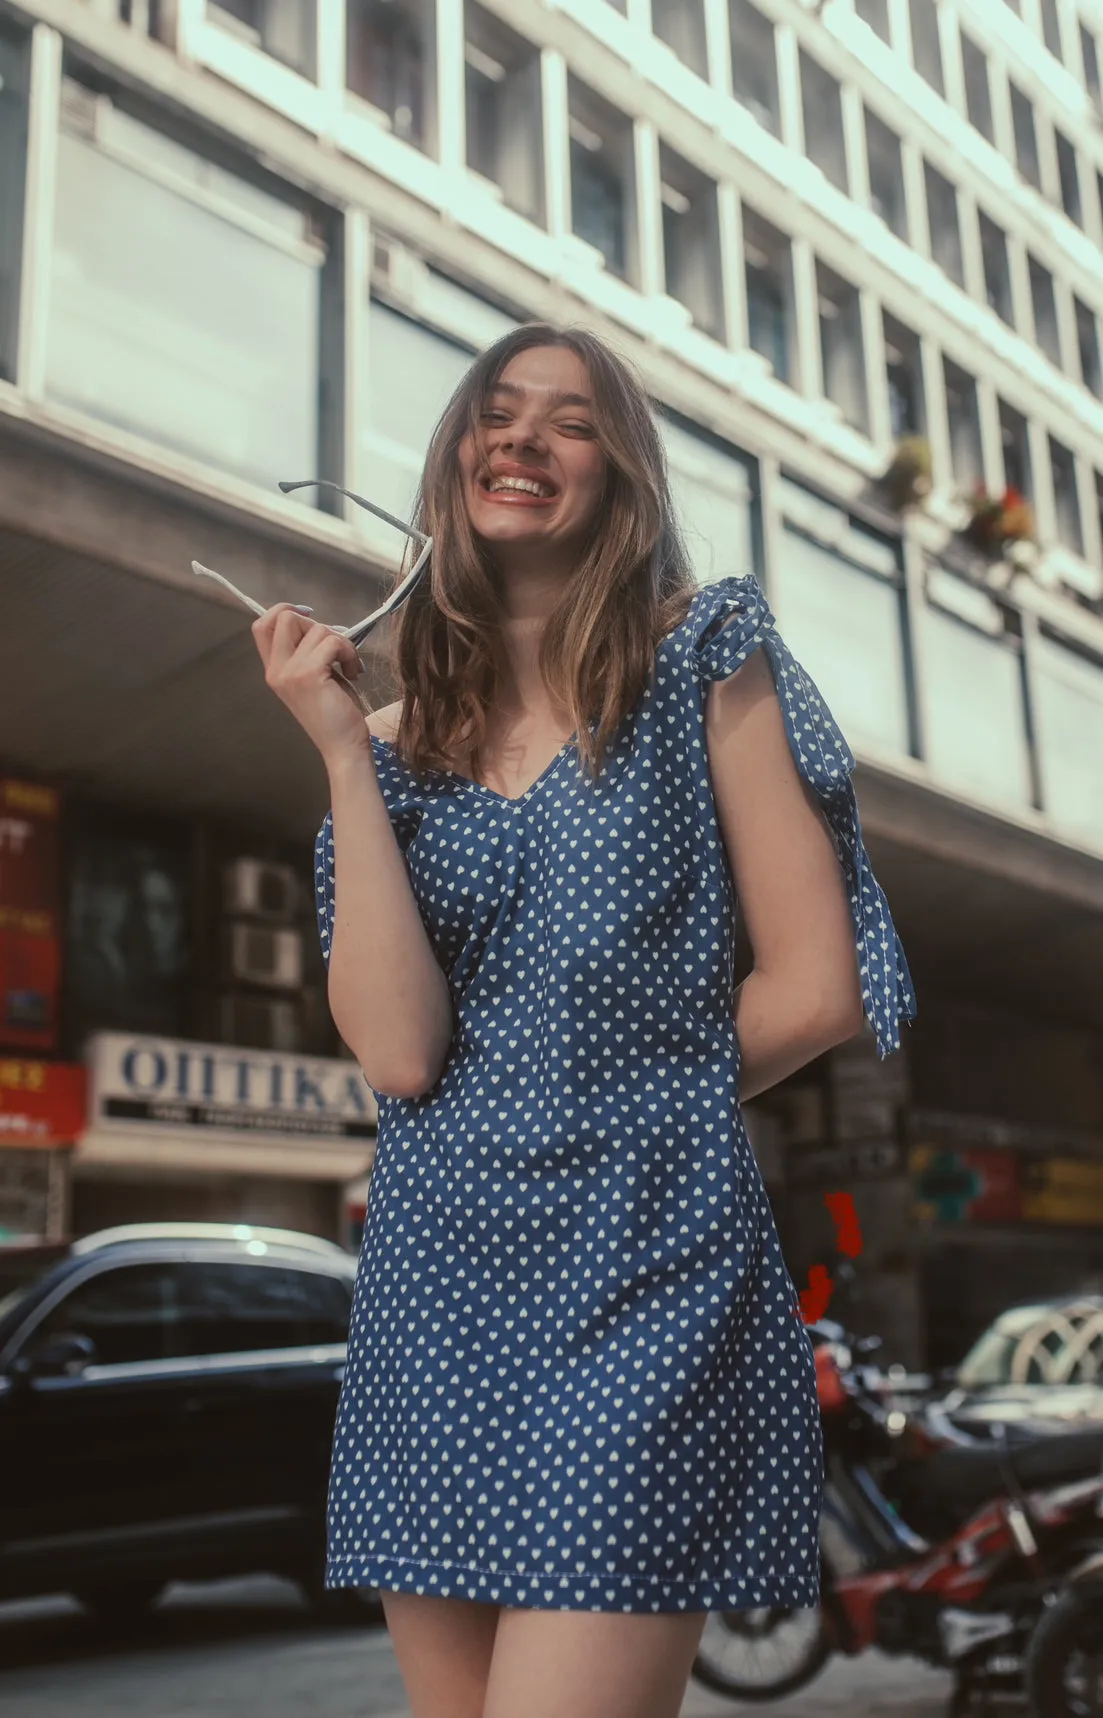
{"left": 252, "top": 605, "right": 453, "bottom": 1099}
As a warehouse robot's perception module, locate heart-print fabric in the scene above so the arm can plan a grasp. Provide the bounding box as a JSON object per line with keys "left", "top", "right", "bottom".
{"left": 314, "top": 574, "right": 914, "bottom": 1611}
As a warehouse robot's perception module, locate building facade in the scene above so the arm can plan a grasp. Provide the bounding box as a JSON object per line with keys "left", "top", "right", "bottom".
{"left": 2, "top": 0, "right": 1103, "bottom": 1359}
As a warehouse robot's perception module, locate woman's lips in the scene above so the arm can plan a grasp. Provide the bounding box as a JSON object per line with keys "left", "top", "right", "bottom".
{"left": 477, "top": 474, "right": 558, "bottom": 507}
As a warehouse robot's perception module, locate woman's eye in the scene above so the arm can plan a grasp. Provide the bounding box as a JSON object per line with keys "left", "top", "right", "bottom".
{"left": 560, "top": 421, "right": 595, "bottom": 436}
{"left": 480, "top": 410, "right": 510, "bottom": 425}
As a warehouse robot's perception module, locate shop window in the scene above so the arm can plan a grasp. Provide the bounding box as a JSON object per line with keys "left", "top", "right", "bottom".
{"left": 1032, "top": 631, "right": 1103, "bottom": 844}
{"left": 464, "top": 3, "right": 543, "bottom": 227}
{"left": 1050, "top": 438, "right": 1083, "bottom": 554}
{"left": 728, "top": 0, "right": 780, "bottom": 137}
{"left": 960, "top": 32, "right": 993, "bottom": 142}
{"left": 775, "top": 483, "right": 910, "bottom": 757}
{"left": 800, "top": 53, "right": 848, "bottom": 193}
{"left": 210, "top": 0, "right": 316, "bottom": 78}
{"left": 998, "top": 398, "right": 1032, "bottom": 498}
{"left": 1082, "top": 25, "right": 1101, "bottom": 100}
{"left": 884, "top": 313, "right": 924, "bottom": 439}
{"left": 1076, "top": 298, "right": 1102, "bottom": 398}
{"left": 568, "top": 76, "right": 638, "bottom": 284}
{"left": 923, "top": 576, "right": 1032, "bottom": 808}
{"left": 660, "top": 414, "right": 756, "bottom": 586}
{"left": 924, "top": 163, "right": 964, "bottom": 286}
{"left": 908, "top": 0, "right": 944, "bottom": 95}
{"left": 658, "top": 145, "right": 724, "bottom": 341}
{"left": 865, "top": 109, "right": 907, "bottom": 240}
{"left": 652, "top": 0, "right": 709, "bottom": 81}
{"left": 1040, "top": 0, "right": 1063, "bottom": 61}
{"left": 46, "top": 79, "right": 328, "bottom": 493}
{"left": 1009, "top": 83, "right": 1041, "bottom": 190}
{"left": 1028, "top": 256, "right": 1062, "bottom": 369}
{"left": 1055, "top": 131, "right": 1083, "bottom": 226}
{"left": 943, "top": 357, "right": 983, "bottom": 490}
{"left": 347, "top": 0, "right": 436, "bottom": 155}
{"left": 855, "top": 0, "right": 890, "bottom": 44}
{"left": 0, "top": 22, "right": 29, "bottom": 384}
{"left": 743, "top": 206, "right": 794, "bottom": 386}
{"left": 817, "top": 262, "right": 868, "bottom": 434}
{"left": 979, "top": 212, "right": 1013, "bottom": 326}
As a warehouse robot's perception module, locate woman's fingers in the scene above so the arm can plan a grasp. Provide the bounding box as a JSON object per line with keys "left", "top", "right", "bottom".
{"left": 250, "top": 602, "right": 318, "bottom": 667}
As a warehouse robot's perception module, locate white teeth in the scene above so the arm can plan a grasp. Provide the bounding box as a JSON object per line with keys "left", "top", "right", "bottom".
{"left": 487, "top": 476, "right": 554, "bottom": 498}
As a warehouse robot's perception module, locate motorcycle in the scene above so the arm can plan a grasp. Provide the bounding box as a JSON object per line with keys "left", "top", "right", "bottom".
{"left": 1025, "top": 1547, "right": 1103, "bottom": 1717}
{"left": 692, "top": 1325, "right": 1103, "bottom": 1709}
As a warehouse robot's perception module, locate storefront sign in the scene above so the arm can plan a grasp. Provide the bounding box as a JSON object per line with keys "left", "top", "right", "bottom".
{"left": 0, "top": 779, "right": 61, "bottom": 1051}
{"left": 1021, "top": 1157, "right": 1103, "bottom": 1227}
{"left": 0, "top": 1059, "right": 87, "bottom": 1147}
{"left": 910, "top": 1145, "right": 1021, "bottom": 1224}
{"left": 88, "top": 1033, "right": 378, "bottom": 1140}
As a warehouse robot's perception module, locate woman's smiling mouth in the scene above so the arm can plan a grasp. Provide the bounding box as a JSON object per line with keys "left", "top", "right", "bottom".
{"left": 479, "top": 468, "right": 559, "bottom": 505}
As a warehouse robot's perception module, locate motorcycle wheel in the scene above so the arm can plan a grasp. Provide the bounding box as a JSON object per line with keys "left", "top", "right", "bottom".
{"left": 692, "top": 1604, "right": 830, "bottom": 1702}
{"left": 1026, "top": 1590, "right": 1103, "bottom": 1718}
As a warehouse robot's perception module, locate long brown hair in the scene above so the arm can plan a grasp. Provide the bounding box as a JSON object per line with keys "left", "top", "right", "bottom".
{"left": 389, "top": 322, "right": 696, "bottom": 782}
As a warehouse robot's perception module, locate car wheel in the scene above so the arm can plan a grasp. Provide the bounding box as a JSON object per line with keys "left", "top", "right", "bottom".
{"left": 76, "top": 1579, "right": 165, "bottom": 1621}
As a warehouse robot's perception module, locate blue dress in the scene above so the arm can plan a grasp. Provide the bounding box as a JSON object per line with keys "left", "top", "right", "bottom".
{"left": 314, "top": 574, "right": 914, "bottom": 1613}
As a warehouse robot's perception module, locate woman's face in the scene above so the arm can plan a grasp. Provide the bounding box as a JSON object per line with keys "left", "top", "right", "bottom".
{"left": 457, "top": 345, "right": 608, "bottom": 568}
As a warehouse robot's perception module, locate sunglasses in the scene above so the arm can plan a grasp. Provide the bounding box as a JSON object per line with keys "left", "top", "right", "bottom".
{"left": 191, "top": 478, "right": 433, "bottom": 649}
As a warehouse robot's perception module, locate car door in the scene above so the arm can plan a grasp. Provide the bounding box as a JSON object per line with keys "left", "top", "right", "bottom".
{"left": 0, "top": 1258, "right": 201, "bottom": 1598}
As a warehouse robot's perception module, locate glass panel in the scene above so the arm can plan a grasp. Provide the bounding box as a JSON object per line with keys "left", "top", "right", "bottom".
{"left": 743, "top": 207, "right": 794, "bottom": 385}
{"left": 167, "top": 1262, "right": 351, "bottom": 1355}
{"left": 652, "top": 0, "right": 709, "bottom": 80}
{"left": 908, "top": 0, "right": 944, "bottom": 94}
{"left": 883, "top": 313, "right": 924, "bottom": 439}
{"left": 773, "top": 524, "right": 910, "bottom": 756}
{"left": 729, "top": 0, "right": 780, "bottom": 135}
{"left": 464, "top": 3, "right": 544, "bottom": 226}
{"left": 24, "top": 1265, "right": 175, "bottom": 1366}
{"left": 960, "top": 33, "right": 993, "bottom": 142}
{"left": 0, "top": 22, "right": 29, "bottom": 384}
{"left": 1009, "top": 84, "right": 1041, "bottom": 188}
{"left": 46, "top": 89, "right": 322, "bottom": 492}
{"left": 979, "top": 212, "right": 1013, "bottom": 326}
{"left": 865, "top": 109, "right": 907, "bottom": 240}
{"left": 659, "top": 145, "right": 723, "bottom": 341}
{"left": 817, "top": 261, "right": 868, "bottom": 434}
{"left": 1029, "top": 256, "right": 1061, "bottom": 368}
{"left": 347, "top": 0, "right": 437, "bottom": 155}
{"left": 1040, "top": 0, "right": 1063, "bottom": 60}
{"left": 1075, "top": 299, "right": 1102, "bottom": 397}
{"left": 800, "top": 53, "right": 848, "bottom": 193}
{"left": 568, "top": 76, "right": 637, "bottom": 283}
{"left": 998, "top": 399, "right": 1032, "bottom": 498}
{"left": 922, "top": 602, "right": 1032, "bottom": 808}
{"left": 943, "top": 358, "right": 983, "bottom": 490}
{"left": 1050, "top": 438, "right": 1083, "bottom": 554}
{"left": 661, "top": 416, "right": 755, "bottom": 586}
{"left": 1032, "top": 634, "right": 1103, "bottom": 845}
{"left": 1055, "top": 132, "right": 1083, "bottom": 226}
{"left": 855, "top": 0, "right": 890, "bottom": 43}
{"left": 363, "top": 300, "right": 476, "bottom": 519}
{"left": 925, "top": 164, "right": 964, "bottom": 286}
{"left": 210, "top": 1, "right": 317, "bottom": 78}
{"left": 1082, "top": 25, "right": 1101, "bottom": 99}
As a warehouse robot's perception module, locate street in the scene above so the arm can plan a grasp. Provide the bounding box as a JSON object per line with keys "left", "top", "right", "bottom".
{"left": 0, "top": 1579, "right": 1012, "bottom": 1718}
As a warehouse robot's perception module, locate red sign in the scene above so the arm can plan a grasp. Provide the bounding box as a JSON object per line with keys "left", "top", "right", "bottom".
{"left": 0, "top": 779, "right": 61, "bottom": 1051}
{"left": 0, "top": 1059, "right": 86, "bottom": 1148}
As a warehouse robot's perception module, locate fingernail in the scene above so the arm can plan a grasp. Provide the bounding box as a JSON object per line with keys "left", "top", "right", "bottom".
{"left": 291, "top": 604, "right": 314, "bottom": 615}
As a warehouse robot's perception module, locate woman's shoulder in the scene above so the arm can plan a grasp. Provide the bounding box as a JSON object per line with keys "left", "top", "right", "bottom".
{"left": 365, "top": 701, "right": 402, "bottom": 745}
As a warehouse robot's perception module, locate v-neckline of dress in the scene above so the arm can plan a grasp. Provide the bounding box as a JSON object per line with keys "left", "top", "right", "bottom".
{"left": 371, "top": 732, "right": 578, "bottom": 807}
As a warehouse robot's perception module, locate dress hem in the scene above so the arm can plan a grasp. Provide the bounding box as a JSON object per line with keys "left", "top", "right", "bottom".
{"left": 325, "top": 1551, "right": 820, "bottom": 1613}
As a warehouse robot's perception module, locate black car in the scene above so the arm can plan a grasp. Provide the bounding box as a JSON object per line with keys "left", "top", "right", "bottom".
{"left": 0, "top": 1223, "right": 367, "bottom": 1619}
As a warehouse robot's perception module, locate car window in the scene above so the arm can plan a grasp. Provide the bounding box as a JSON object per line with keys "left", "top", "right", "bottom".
{"left": 21, "top": 1264, "right": 176, "bottom": 1366}
{"left": 166, "top": 1263, "right": 352, "bottom": 1358}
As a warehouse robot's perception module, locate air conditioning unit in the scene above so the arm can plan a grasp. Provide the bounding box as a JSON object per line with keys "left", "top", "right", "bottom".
{"left": 223, "top": 858, "right": 300, "bottom": 921}
{"left": 220, "top": 994, "right": 303, "bottom": 1053}
{"left": 225, "top": 923, "right": 304, "bottom": 990}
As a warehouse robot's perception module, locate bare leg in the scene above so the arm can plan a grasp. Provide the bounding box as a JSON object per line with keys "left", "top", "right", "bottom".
{"left": 380, "top": 1590, "right": 501, "bottom": 1718}
{"left": 482, "top": 1607, "right": 709, "bottom": 1718}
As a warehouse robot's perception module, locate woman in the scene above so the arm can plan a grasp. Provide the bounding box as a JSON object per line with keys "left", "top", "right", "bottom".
{"left": 252, "top": 325, "right": 914, "bottom": 1718}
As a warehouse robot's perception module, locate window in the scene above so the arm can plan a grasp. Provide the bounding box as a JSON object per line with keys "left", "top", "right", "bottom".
{"left": 923, "top": 579, "right": 1032, "bottom": 809}
{"left": 1009, "top": 84, "right": 1041, "bottom": 189}
{"left": 166, "top": 1263, "right": 351, "bottom": 1356}
{"left": 1029, "top": 255, "right": 1062, "bottom": 368}
{"left": 800, "top": 54, "right": 848, "bottom": 193}
{"left": 0, "top": 22, "right": 30, "bottom": 383}
{"left": 943, "top": 358, "right": 983, "bottom": 489}
{"left": 743, "top": 206, "right": 795, "bottom": 385}
{"left": 347, "top": 0, "right": 436, "bottom": 155}
{"left": 25, "top": 1266, "right": 176, "bottom": 1367}
{"left": 979, "top": 212, "right": 1013, "bottom": 326}
{"left": 1050, "top": 439, "right": 1083, "bottom": 554}
{"left": 925, "top": 164, "right": 964, "bottom": 286}
{"left": 661, "top": 415, "right": 756, "bottom": 586}
{"left": 855, "top": 0, "right": 890, "bottom": 43}
{"left": 908, "top": 0, "right": 944, "bottom": 95}
{"left": 729, "top": 0, "right": 780, "bottom": 136}
{"left": 998, "top": 398, "right": 1032, "bottom": 497}
{"left": 659, "top": 146, "right": 724, "bottom": 341}
{"left": 1075, "top": 298, "right": 1102, "bottom": 398}
{"left": 47, "top": 81, "right": 328, "bottom": 494}
{"left": 960, "top": 33, "right": 993, "bottom": 142}
{"left": 568, "top": 78, "right": 638, "bottom": 283}
{"left": 211, "top": 1, "right": 316, "bottom": 78}
{"left": 1055, "top": 131, "right": 1083, "bottom": 226}
{"left": 865, "top": 109, "right": 907, "bottom": 239}
{"left": 1032, "top": 633, "right": 1103, "bottom": 844}
{"left": 652, "top": 0, "right": 709, "bottom": 80}
{"left": 883, "top": 314, "right": 925, "bottom": 439}
{"left": 1082, "top": 25, "right": 1101, "bottom": 100}
{"left": 1097, "top": 471, "right": 1103, "bottom": 561}
{"left": 817, "top": 262, "right": 868, "bottom": 434}
{"left": 1040, "top": 0, "right": 1063, "bottom": 61}
{"left": 464, "top": 3, "right": 543, "bottom": 226}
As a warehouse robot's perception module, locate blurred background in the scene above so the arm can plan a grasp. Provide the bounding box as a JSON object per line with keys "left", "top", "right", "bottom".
{"left": 1, "top": 2, "right": 1103, "bottom": 1709}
